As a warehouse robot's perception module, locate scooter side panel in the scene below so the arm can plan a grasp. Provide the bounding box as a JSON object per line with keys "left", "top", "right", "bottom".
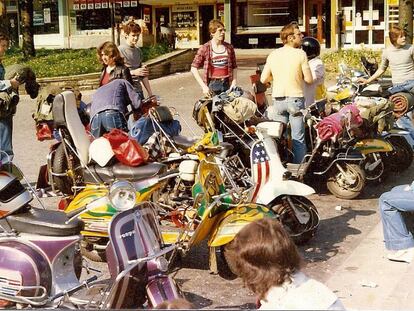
{"left": 208, "top": 203, "right": 274, "bottom": 247}
{"left": 354, "top": 138, "right": 393, "bottom": 154}
{"left": 0, "top": 240, "right": 51, "bottom": 300}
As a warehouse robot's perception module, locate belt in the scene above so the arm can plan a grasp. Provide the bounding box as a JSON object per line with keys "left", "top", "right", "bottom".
{"left": 97, "top": 109, "right": 119, "bottom": 114}
{"left": 210, "top": 77, "right": 229, "bottom": 82}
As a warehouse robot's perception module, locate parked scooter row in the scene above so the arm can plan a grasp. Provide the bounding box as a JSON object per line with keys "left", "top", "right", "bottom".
{"left": 0, "top": 158, "right": 179, "bottom": 308}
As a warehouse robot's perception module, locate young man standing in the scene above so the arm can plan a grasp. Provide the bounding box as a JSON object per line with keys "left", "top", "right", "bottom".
{"left": 0, "top": 33, "right": 20, "bottom": 162}
{"left": 260, "top": 22, "right": 313, "bottom": 164}
{"left": 119, "top": 21, "right": 153, "bottom": 99}
{"left": 191, "top": 19, "right": 237, "bottom": 96}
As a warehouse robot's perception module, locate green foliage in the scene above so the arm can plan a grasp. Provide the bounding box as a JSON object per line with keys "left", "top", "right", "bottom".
{"left": 3, "top": 44, "right": 171, "bottom": 78}
{"left": 321, "top": 49, "right": 385, "bottom": 78}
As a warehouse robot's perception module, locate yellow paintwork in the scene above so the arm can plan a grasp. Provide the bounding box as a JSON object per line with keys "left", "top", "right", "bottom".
{"left": 355, "top": 138, "right": 393, "bottom": 154}
{"left": 208, "top": 203, "right": 271, "bottom": 247}
{"left": 333, "top": 88, "right": 351, "bottom": 101}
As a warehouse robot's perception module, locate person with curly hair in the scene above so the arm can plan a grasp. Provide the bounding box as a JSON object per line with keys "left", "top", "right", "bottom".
{"left": 97, "top": 41, "right": 133, "bottom": 87}
{"left": 225, "top": 218, "right": 344, "bottom": 310}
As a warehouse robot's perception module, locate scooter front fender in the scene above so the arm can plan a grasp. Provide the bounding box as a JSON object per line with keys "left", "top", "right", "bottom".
{"left": 255, "top": 180, "right": 315, "bottom": 205}
{"left": 208, "top": 203, "right": 275, "bottom": 247}
{"left": 146, "top": 276, "right": 181, "bottom": 308}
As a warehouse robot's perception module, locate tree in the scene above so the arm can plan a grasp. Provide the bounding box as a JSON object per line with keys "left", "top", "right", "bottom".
{"left": 0, "top": 0, "right": 7, "bottom": 34}
{"left": 399, "top": 0, "right": 413, "bottom": 43}
{"left": 19, "top": 0, "right": 35, "bottom": 58}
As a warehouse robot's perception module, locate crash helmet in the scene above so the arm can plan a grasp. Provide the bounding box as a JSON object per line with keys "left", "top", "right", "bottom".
{"left": 302, "top": 37, "right": 321, "bottom": 60}
{"left": 0, "top": 171, "right": 32, "bottom": 218}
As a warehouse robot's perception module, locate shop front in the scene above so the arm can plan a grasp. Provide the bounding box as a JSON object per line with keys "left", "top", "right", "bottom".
{"left": 339, "top": 0, "right": 387, "bottom": 48}
{"left": 141, "top": 0, "right": 224, "bottom": 49}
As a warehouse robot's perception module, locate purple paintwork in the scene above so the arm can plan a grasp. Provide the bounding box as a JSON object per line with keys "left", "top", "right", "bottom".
{"left": 30, "top": 237, "right": 79, "bottom": 264}
{"left": 0, "top": 240, "right": 51, "bottom": 298}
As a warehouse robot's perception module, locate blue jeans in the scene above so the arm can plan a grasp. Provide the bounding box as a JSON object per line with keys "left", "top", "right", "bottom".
{"left": 0, "top": 116, "right": 13, "bottom": 162}
{"left": 266, "top": 97, "right": 306, "bottom": 164}
{"left": 90, "top": 110, "right": 128, "bottom": 138}
{"left": 396, "top": 111, "right": 414, "bottom": 142}
{"left": 379, "top": 185, "right": 414, "bottom": 251}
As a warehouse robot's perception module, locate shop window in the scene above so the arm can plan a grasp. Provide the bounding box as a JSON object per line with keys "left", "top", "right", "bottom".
{"left": 235, "top": 0, "right": 304, "bottom": 27}
{"left": 33, "top": 0, "right": 59, "bottom": 34}
{"left": 75, "top": 9, "right": 111, "bottom": 30}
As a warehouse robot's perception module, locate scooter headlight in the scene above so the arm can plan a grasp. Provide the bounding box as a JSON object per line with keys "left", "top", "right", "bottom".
{"left": 109, "top": 181, "right": 136, "bottom": 211}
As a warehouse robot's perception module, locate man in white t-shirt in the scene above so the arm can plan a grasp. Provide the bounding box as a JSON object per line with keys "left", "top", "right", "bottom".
{"left": 260, "top": 22, "right": 314, "bottom": 163}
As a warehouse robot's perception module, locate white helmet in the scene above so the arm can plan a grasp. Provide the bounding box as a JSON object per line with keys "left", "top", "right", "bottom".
{"left": 0, "top": 171, "right": 32, "bottom": 218}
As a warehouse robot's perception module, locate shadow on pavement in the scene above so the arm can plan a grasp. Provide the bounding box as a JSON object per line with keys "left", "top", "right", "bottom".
{"left": 298, "top": 207, "right": 376, "bottom": 263}
{"left": 180, "top": 289, "right": 213, "bottom": 309}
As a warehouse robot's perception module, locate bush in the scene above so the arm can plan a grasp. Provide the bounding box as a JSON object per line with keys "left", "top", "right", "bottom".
{"left": 321, "top": 48, "right": 389, "bottom": 80}
{"left": 3, "top": 43, "right": 172, "bottom": 78}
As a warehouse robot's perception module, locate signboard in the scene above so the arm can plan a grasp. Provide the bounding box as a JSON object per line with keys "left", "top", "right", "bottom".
{"left": 143, "top": 7, "right": 150, "bottom": 23}
{"left": 102, "top": 1, "right": 108, "bottom": 9}
{"left": 87, "top": 0, "right": 94, "bottom": 9}
{"left": 80, "top": 0, "right": 87, "bottom": 10}
{"left": 123, "top": 1, "right": 130, "bottom": 7}
{"left": 131, "top": 1, "right": 137, "bottom": 7}
{"left": 73, "top": 0, "right": 80, "bottom": 10}
{"left": 33, "top": 12, "right": 44, "bottom": 26}
{"left": 44, "top": 8, "right": 51, "bottom": 23}
{"left": 248, "top": 38, "right": 258, "bottom": 45}
{"left": 95, "top": 0, "right": 102, "bottom": 9}
{"left": 172, "top": 5, "right": 197, "bottom": 12}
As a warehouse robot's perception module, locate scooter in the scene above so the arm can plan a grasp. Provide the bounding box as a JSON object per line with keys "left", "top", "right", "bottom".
{"left": 0, "top": 161, "right": 179, "bottom": 308}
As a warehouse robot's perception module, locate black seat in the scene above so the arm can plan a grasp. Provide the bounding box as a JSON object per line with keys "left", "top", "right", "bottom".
{"left": 172, "top": 135, "right": 198, "bottom": 149}
{"left": 7, "top": 207, "right": 83, "bottom": 236}
{"left": 83, "top": 162, "right": 166, "bottom": 184}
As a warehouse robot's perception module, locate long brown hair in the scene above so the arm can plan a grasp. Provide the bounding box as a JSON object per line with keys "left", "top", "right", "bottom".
{"left": 389, "top": 25, "right": 406, "bottom": 46}
{"left": 97, "top": 41, "right": 124, "bottom": 66}
{"left": 225, "top": 218, "right": 302, "bottom": 300}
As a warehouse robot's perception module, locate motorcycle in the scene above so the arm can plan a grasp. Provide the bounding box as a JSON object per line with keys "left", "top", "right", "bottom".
{"left": 0, "top": 161, "right": 179, "bottom": 308}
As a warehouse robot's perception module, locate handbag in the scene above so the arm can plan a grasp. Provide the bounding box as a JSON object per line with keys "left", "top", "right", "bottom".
{"left": 103, "top": 129, "right": 149, "bottom": 167}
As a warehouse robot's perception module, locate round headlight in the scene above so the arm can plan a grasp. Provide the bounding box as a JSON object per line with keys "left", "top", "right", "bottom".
{"left": 109, "top": 181, "right": 136, "bottom": 211}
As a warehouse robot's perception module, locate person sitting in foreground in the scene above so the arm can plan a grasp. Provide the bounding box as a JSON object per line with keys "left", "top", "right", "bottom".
{"left": 89, "top": 79, "right": 141, "bottom": 138}
{"left": 225, "top": 218, "right": 344, "bottom": 310}
{"left": 379, "top": 184, "right": 414, "bottom": 263}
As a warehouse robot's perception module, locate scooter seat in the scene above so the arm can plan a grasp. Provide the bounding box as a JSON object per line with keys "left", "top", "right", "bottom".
{"left": 7, "top": 207, "right": 83, "bottom": 236}
{"left": 172, "top": 135, "right": 198, "bottom": 149}
{"left": 83, "top": 162, "right": 166, "bottom": 184}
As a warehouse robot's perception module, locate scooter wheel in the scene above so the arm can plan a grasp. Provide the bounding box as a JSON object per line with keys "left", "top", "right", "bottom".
{"left": 326, "top": 163, "right": 365, "bottom": 200}
{"left": 52, "top": 143, "right": 80, "bottom": 195}
{"left": 271, "top": 196, "right": 320, "bottom": 245}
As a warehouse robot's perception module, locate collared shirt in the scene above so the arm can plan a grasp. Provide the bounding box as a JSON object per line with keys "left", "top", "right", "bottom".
{"left": 90, "top": 79, "right": 141, "bottom": 120}
{"left": 0, "top": 63, "right": 11, "bottom": 91}
{"left": 191, "top": 41, "right": 237, "bottom": 85}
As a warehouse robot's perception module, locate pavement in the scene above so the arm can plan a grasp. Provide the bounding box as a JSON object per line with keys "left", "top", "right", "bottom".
{"left": 10, "top": 48, "right": 414, "bottom": 309}
{"left": 326, "top": 221, "right": 414, "bottom": 310}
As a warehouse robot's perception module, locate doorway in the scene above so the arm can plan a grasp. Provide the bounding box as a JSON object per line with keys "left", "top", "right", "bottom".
{"left": 342, "top": 0, "right": 385, "bottom": 48}
{"left": 306, "top": 0, "right": 326, "bottom": 43}
{"left": 155, "top": 7, "right": 170, "bottom": 42}
{"left": 199, "top": 5, "right": 214, "bottom": 44}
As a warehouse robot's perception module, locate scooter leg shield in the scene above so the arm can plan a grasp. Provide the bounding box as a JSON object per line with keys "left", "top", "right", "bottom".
{"left": 255, "top": 180, "right": 315, "bottom": 206}
{"left": 208, "top": 203, "right": 275, "bottom": 247}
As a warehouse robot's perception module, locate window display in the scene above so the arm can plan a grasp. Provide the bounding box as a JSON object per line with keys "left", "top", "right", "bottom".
{"left": 172, "top": 5, "right": 198, "bottom": 48}
{"left": 33, "top": 0, "right": 59, "bottom": 34}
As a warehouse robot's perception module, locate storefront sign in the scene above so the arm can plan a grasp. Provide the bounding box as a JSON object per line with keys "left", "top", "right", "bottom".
{"left": 80, "top": 0, "right": 87, "bottom": 10}
{"left": 130, "top": 1, "right": 137, "bottom": 7}
{"left": 217, "top": 4, "right": 224, "bottom": 17}
{"left": 172, "top": 5, "right": 197, "bottom": 12}
{"left": 87, "top": 0, "right": 94, "bottom": 9}
{"left": 33, "top": 12, "right": 44, "bottom": 26}
{"left": 73, "top": 0, "right": 80, "bottom": 10}
{"left": 143, "top": 7, "right": 150, "bottom": 23}
{"left": 101, "top": 1, "right": 108, "bottom": 8}
{"left": 44, "top": 8, "right": 51, "bottom": 23}
{"left": 248, "top": 38, "right": 258, "bottom": 45}
{"left": 94, "top": 0, "right": 102, "bottom": 9}
{"left": 123, "top": 1, "right": 130, "bottom": 7}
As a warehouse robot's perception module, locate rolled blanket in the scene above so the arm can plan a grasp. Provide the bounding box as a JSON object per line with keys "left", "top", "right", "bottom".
{"left": 315, "top": 104, "right": 363, "bottom": 142}
{"left": 389, "top": 92, "right": 414, "bottom": 118}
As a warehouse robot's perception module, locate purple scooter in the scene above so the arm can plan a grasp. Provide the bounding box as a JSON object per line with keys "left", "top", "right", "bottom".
{"left": 0, "top": 162, "right": 180, "bottom": 308}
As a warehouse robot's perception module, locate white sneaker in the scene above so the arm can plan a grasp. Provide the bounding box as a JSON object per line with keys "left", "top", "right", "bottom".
{"left": 387, "top": 247, "right": 414, "bottom": 263}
